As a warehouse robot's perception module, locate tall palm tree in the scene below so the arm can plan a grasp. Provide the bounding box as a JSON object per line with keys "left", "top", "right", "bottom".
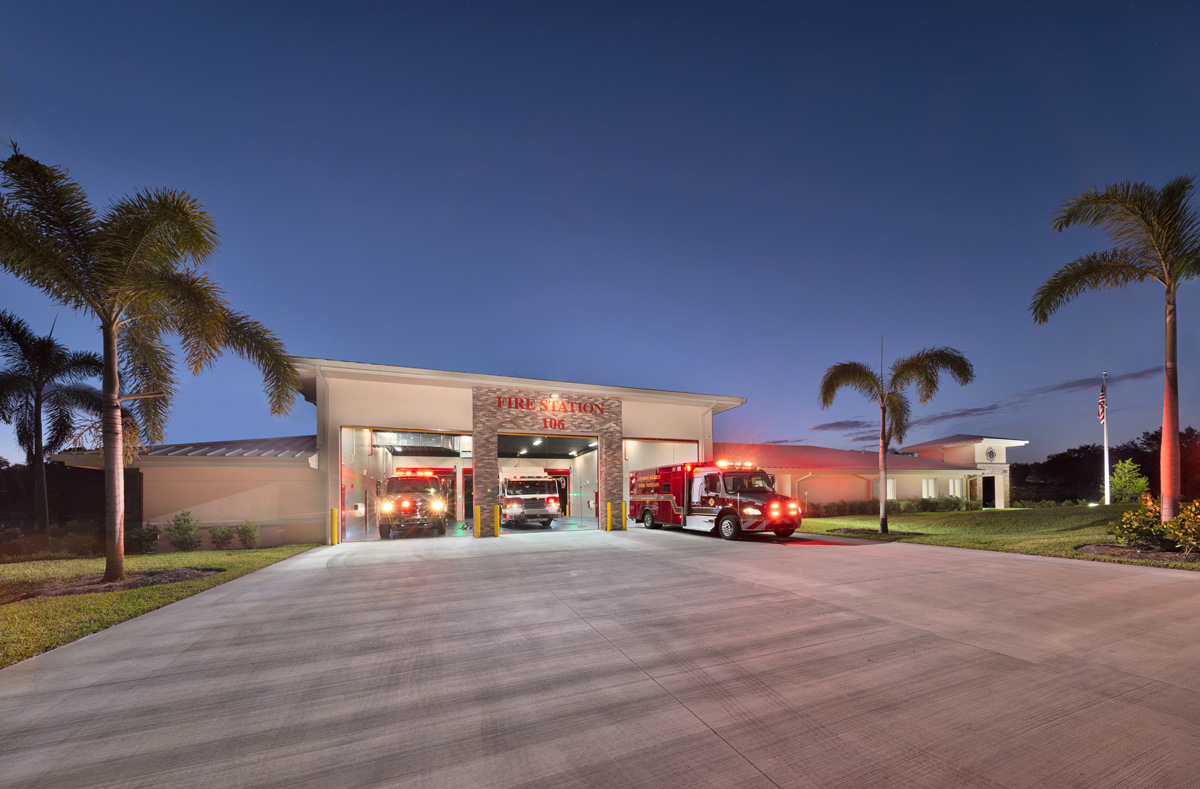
{"left": 0, "top": 310, "right": 104, "bottom": 532}
{"left": 1031, "top": 177, "right": 1200, "bottom": 521}
{"left": 819, "top": 347, "right": 975, "bottom": 533}
{"left": 0, "top": 145, "right": 299, "bottom": 580}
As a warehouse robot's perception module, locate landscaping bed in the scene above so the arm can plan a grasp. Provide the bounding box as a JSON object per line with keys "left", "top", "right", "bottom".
{"left": 1077, "top": 543, "right": 1200, "bottom": 564}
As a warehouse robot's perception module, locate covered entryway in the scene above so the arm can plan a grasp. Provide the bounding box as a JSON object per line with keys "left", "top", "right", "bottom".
{"left": 982, "top": 476, "right": 996, "bottom": 508}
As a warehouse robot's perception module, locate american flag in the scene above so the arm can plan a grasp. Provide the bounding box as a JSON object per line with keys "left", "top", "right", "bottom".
{"left": 1098, "top": 382, "right": 1106, "bottom": 424}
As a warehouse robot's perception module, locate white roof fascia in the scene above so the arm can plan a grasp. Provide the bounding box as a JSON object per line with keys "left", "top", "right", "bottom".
{"left": 291, "top": 357, "right": 746, "bottom": 414}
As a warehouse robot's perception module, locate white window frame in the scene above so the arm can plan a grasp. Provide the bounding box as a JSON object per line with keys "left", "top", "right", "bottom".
{"left": 886, "top": 478, "right": 896, "bottom": 500}
{"left": 922, "top": 478, "right": 937, "bottom": 499}
{"left": 948, "top": 478, "right": 963, "bottom": 498}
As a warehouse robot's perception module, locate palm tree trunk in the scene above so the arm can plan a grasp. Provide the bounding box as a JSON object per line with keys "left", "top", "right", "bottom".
{"left": 101, "top": 324, "right": 125, "bottom": 582}
{"left": 32, "top": 397, "right": 48, "bottom": 532}
{"left": 1162, "top": 289, "right": 1180, "bottom": 522}
{"left": 878, "top": 403, "right": 889, "bottom": 534}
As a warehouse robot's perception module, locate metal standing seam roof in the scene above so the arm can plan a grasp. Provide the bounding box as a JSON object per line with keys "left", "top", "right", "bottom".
{"left": 58, "top": 435, "right": 318, "bottom": 461}
{"left": 714, "top": 442, "right": 981, "bottom": 472}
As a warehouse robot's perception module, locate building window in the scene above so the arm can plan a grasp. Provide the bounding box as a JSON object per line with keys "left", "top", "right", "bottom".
{"left": 948, "top": 478, "right": 962, "bottom": 498}
{"left": 922, "top": 478, "right": 937, "bottom": 499}
{"left": 886, "top": 478, "right": 896, "bottom": 500}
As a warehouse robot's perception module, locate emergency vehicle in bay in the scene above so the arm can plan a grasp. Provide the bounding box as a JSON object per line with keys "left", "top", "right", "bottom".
{"left": 500, "top": 472, "right": 561, "bottom": 528}
{"left": 377, "top": 469, "right": 450, "bottom": 539}
{"left": 628, "top": 460, "right": 801, "bottom": 540}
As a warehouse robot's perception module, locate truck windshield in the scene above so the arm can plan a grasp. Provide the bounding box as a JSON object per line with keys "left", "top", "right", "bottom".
{"left": 507, "top": 480, "right": 556, "bottom": 495}
{"left": 387, "top": 478, "right": 440, "bottom": 495}
{"left": 723, "top": 472, "right": 774, "bottom": 493}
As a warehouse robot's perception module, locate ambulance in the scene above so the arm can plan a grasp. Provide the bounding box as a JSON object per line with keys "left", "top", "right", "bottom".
{"left": 628, "top": 460, "right": 801, "bottom": 540}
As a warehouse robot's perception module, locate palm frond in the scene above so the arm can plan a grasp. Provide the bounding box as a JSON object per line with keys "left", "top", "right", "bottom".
{"left": 819, "top": 362, "right": 882, "bottom": 409}
{"left": 97, "top": 189, "right": 218, "bottom": 284}
{"left": 1030, "top": 250, "right": 1152, "bottom": 323}
{"left": 891, "top": 347, "right": 976, "bottom": 404}
{"left": 219, "top": 311, "right": 299, "bottom": 416}
{"left": 62, "top": 350, "right": 104, "bottom": 382}
{"left": 119, "top": 323, "right": 177, "bottom": 443}
{"left": 0, "top": 145, "right": 97, "bottom": 262}
{"left": 885, "top": 390, "right": 912, "bottom": 446}
{"left": 0, "top": 149, "right": 99, "bottom": 312}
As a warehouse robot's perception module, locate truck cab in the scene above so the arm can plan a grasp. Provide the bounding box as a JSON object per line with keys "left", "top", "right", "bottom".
{"left": 377, "top": 471, "right": 450, "bottom": 538}
{"left": 500, "top": 474, "right": 561, "bottom": 528}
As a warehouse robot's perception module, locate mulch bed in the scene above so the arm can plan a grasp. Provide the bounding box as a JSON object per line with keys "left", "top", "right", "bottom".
{"left": 3, "top": 568, "right": 222, "bottom": 605}
{"left": 829, "top": 528, "right": 925, "bottom": 536}
{"left": 1076, "top": 544, "right": 1200, "bottom": 564}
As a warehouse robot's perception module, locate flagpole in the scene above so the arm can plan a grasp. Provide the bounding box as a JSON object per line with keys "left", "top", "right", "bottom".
{"left": 1102, "top": 371, "right": 1110, "bottom": 505}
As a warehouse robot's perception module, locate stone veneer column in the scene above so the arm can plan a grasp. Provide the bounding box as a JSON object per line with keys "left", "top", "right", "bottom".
{"left": 472, "top": 386, "right": 623, "bottom": 537}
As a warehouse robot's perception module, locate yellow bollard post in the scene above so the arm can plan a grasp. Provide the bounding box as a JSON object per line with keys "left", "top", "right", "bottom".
{"left": 494, "top": 505, "right": 501, "bottom": 537}
{"left": 474, "top": 505, "right": 481, "bottom": 538}
{"left": 329, "top": 508, "right": 338, "bottom": 546}
{"left": 621, "top": 501, "right": 627, "bottom": 530}
{"left": 606, "top": 502, "right": 612, "bottom": 532}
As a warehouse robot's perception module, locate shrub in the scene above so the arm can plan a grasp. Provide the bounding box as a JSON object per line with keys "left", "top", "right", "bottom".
{"left": 208, "top": 524, "right": 234, "bottom": 550}
{"left": 236, "top": 520, "right": 260, "bottom": 549}
{"left": 125, "top": 524, "right": 159, "bottom": 555}
{"left": 1110, "top": 494, "right": 1174, "bottom": 549}
{"left": 1108, "top": 459, "right": 1150, "bottom": 503}
{"left": 164, "top": 511, "right": 202, "bottom": 552}
{"left": 1163, "top": 500, "right": 1200, "bottom": 554}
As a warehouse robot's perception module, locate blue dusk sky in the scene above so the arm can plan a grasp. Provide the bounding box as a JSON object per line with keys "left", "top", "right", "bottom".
{"left": 1, "top": 1, "right": 1198, "bottom": 464}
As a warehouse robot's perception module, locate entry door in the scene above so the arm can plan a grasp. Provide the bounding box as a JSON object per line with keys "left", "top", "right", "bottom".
{"left": 982, "top": 476, "right": 996, "bottom": 508}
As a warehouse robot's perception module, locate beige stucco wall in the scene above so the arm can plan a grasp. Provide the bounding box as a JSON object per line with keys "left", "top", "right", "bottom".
{"left": 622, "top": 402, "right": 713, "bottom": 448}
{"left": 794, "top": 475, "right": 873, "bottom": 504}
{"left": 141, "top": 461, "right": 325, "bottom": 548}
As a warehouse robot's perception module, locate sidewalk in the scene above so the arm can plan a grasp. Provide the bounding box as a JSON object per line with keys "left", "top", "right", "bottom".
{"left": 3, "top": 528, "right": 1200, "bottom": 787}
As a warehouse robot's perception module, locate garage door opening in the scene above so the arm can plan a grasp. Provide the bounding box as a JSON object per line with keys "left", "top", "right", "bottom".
{"left": 339, "top": 427, "right": 472, "bottom": 541}
{"left": 497, "top": 433, "right": 599, "bottom": 532}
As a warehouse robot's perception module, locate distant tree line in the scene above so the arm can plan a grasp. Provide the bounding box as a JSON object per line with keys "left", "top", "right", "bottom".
{"left": 1011, "top": 427, "right": 1200, "bottom": 503}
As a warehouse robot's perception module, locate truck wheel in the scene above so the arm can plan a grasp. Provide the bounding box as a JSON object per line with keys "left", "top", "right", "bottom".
{"left": 641, "top": 510, "right": 661, "bottom": 529}
{"left": 436, "top": 523, "right": 447, "bottom": 536}
{"left": 773, "top": 528, "right": 796, "bottom": 539}
{"left": 378, "top": 524, "right": 389, "bottom": 540}
{"left": 718, "top": 515, "right": 741, "bottom": 541}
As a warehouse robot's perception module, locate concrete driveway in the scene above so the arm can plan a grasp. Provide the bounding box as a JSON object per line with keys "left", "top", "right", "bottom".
{"left": 3, "top": 529, "right": 1200, "bottom": 788}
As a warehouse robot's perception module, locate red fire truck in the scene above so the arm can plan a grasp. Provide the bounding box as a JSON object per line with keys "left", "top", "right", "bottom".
{"left": 628, "top": 460, "right": 801, "bottom": 540}
{"left": 376, "top": 469, "right": 451, "bottom": 539}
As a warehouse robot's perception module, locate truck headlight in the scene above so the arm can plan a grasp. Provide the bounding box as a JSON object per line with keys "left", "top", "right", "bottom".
{"left": 431, "top": 500, "right": 445, "bottom": 512}
{"left": 381, "top": 501, "right": 394, "bottom": 512}
{"left": 742, "top": 506, "right": 761, "bottom": 515}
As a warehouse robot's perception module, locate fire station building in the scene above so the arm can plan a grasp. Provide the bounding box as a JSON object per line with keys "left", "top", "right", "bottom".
{"left": 54, "top": 358, "right": 1023, "bottom": 545}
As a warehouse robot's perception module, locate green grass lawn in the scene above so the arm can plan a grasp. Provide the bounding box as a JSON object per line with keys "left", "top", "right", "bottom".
{"left": 0, "top": 545, "right": 316, "bottom": 669}
{"left": 799, "top": 505, "right": 1200, "bottom": 569}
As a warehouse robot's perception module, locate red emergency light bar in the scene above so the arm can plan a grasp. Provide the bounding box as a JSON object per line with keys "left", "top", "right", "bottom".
{"left": 394, "top": 469, "right": 435, "bottom": 476}
{"left": 714, "top": 460, "right": 756, "bottom": 469}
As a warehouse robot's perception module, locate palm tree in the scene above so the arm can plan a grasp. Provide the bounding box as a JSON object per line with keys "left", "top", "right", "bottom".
{"left": 819, "top": 347, "right": 975, "bottom": 533}
{"left": 1031, "top": 177, "right": 1200, "bottom": 521}
{"left": 0, "top": 145, "right": 299, "bottom": 580}
{"left": 0, "top": 311, "right": 104, "bottom": 532}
